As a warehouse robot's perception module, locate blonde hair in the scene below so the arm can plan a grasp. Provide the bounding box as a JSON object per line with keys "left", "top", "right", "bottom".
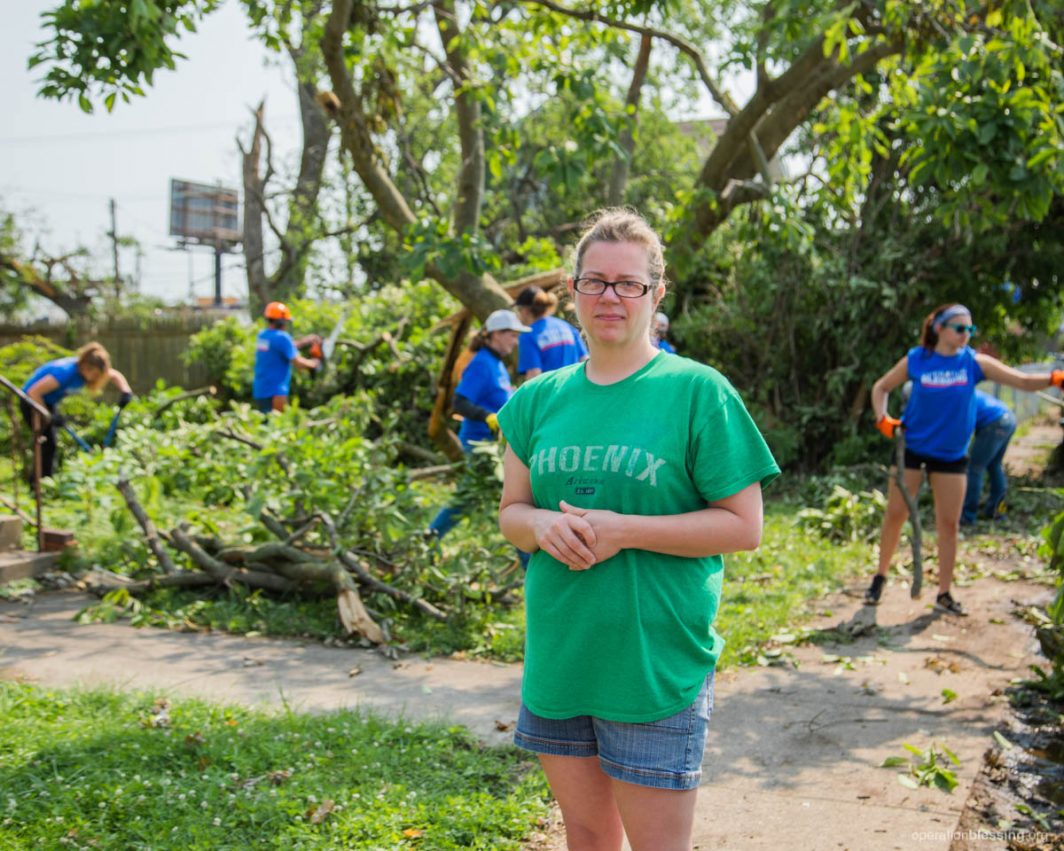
{"left": 75, "top": 342, "right": 111, "bottom": 392}
{"left": 572, "top": 208, "right": 667, "bottom": 288}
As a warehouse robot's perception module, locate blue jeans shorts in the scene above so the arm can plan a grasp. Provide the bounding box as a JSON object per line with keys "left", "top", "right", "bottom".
{"left": 513, "top": 671, "right": 714, "bottom": 791}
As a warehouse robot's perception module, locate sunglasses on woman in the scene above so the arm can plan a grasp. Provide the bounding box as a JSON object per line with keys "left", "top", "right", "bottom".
{"left": 944, "top": 323, "right": 977, "bottom": 334}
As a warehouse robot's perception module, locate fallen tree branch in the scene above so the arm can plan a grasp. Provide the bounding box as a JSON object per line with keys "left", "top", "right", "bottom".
{"left": 217, "top": 428, "right": 293, "bottom": 475}
{"left": 169, "top": 525, "right": 296, "bottom": 594}
{"left": 152, "top": 386, "right": 218, "bottom": 419}
{"left": 117, "top": 475, "right": 179, "bottom": 575}
{"left": 408, "top": 463, "right": 460, "bottom": 481}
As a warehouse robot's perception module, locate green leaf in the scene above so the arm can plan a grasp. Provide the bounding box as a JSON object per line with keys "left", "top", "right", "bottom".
{"left": 993, "top": 731, "right": 1014, "bottom": 750}
{"left": 897, "top": 774, "right": 919, "bottom": 789}
{"left": 940, "top": 688, "right": 957, "bottom": 704}
{"left": 880, "top": 756, "right": 908, "bottom": 767}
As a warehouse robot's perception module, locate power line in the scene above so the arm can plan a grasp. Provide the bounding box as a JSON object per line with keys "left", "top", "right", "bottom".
{"left": 1, "top": 184, "right": 164, "bottom": 202}
{"left": 0, "top": 115, "right": 300, "bottom": 146}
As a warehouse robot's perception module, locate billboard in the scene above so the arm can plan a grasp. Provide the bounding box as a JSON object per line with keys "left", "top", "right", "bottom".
{"left": 169, "top": 179, "right": 241, "bottom": 244}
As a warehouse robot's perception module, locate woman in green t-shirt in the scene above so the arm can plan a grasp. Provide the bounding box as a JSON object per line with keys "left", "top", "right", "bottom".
{"left": 497, "top": 209, "right": 779, "bottom": 851}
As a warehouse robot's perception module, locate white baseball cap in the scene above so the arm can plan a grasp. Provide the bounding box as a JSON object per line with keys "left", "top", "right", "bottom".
{"left": 484, "top": 309, "right": 532, "bottom": 333}
{"left": 654, "top": 311, "right": 670, "bottom": 329}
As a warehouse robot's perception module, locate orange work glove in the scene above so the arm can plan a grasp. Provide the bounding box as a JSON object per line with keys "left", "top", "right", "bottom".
{"left": 876, "top": 414, "right": 901, "bottom": 439}
{"left": 1051, "top": 369, "right": 1064, "bottom": 390}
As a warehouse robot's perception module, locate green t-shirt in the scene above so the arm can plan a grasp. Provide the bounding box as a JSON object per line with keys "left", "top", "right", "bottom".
{"left": 497, "top": 352, "right": 779, "bottom": 722}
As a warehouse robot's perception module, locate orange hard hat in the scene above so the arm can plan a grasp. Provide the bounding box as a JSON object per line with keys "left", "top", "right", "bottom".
{"left": 264, "top": 302, "right": 292, "bottom": 320}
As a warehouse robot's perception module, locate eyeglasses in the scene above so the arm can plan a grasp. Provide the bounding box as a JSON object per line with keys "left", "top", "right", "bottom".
{"left": 573, "top": 277, "right": 652, "bottom": 298}
{"left": 944, "top": 323, "right": 977, "bottom": 334}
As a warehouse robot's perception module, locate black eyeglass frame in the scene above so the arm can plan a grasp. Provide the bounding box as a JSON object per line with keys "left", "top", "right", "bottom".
{"left": 573, "top": 276, "right": 653, "bottom": 298}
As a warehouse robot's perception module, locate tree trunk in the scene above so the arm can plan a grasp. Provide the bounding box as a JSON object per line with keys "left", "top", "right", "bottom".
{"left": 607, "top": 33, "right": 652, "bottom": 206}
{"left": 240, "top": 100, "right": 269, "bottom": 313}
{"left": 0, "top": 255, "right": 95, "bottom": 318}
{"left": 321, "top": 0, "right": 511, "bottom": 320}
{"left": 270, "top": 72, "right": 332, "bottom": 301}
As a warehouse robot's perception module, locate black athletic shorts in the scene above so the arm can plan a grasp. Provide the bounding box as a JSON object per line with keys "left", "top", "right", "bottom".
{"left": 900, "top": 448, "right": 968, "bottom": 475}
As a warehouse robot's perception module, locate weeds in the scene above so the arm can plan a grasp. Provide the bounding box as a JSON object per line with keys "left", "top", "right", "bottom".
{"left": 881, "top": 741, "right": 960, "bottom": 792}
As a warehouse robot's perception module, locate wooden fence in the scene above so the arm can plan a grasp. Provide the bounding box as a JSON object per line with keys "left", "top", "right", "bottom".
{"left": 0, "top": 316, "right": 224, "bottom": 393}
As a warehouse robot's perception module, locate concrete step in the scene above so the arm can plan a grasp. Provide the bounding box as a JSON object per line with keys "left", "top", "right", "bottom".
{"left": 0, "top": 550, "right": 61, "bottom": 584}
{"left": 0, "top": 515, "right": 23, "bottom": 551}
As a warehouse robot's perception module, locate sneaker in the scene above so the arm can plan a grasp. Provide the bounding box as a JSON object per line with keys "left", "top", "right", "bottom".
{"left": 934, "top": 591, "right": 967, "bottom": 617}
{"left": 864, "top": 574, "right": 886, "bottom": 606}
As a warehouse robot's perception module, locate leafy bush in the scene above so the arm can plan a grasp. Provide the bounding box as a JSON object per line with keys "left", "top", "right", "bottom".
{"left": 184, "top": 285, "right": 457, "bottom": 452}
{"left": 795, "top": 484, "right": 886, "bottom": 544}
{"left": 45, "top": 389, "right": 520, "bottom": 653}
{"left": 1030, "top": 509, "right": 1064, "bottom": 698}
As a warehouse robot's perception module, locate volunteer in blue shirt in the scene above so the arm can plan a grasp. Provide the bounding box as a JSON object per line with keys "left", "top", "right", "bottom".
{"left": 21, "top": 342, "right": 133, "bottom": 478}
{"left": 961, "top": 391, "right": 1017, "bottom": 525}
{"left": 252, "top": 302, "right": 321, "bottom": 413}
{"left": 429, "top": 309, "right": 530, "bottom": 540}
{"left": 864, "top": 303, "right": 1063, "bottom": 615}
{"left": 652, "top": 311, "right": 675, "bottom": 353}
{"left": 513, "top": 285, "right": 586, "bottom": 380}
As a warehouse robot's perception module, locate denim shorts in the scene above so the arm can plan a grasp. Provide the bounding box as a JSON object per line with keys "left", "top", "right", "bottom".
{"left": 513, "top": 671, "right": 714, "bottom": 791}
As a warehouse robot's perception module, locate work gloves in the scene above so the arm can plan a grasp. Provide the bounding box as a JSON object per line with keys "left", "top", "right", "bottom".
{"left": 876, "top": 414, "right": 901, "bottom": 439}
{"left": 485, "top": 413, "right": 500, "bottom": 434}
{"left": 118, "top": 392, "right": 134, "bottom": 408}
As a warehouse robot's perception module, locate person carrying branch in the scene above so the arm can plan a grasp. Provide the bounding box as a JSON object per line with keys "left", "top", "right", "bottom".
{"left": 428, "top": 309, "right": 531, "bottom": 544}
{"left": 864, "top": 303, "right": 1064, "bottom": 615}
{"left": 497, "top": 209, "right": 779, "bottom": 851}
{"left": 21, "top": 342, "right": 133, "bottom": 479}
{"left": 252, "top": 302, "right": 320, "bottom": 413}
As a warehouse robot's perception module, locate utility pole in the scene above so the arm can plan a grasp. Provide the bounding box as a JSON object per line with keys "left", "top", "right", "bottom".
{"left": 108, "top": 198, "right": 121, "bottom": 299}
{"left": 213, "top": 244, "right": 223, "bottom": 307}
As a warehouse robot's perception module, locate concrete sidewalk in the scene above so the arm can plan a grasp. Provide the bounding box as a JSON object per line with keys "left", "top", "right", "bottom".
{"left": 0, "top": 573, "right": 1052, "bottom": 851}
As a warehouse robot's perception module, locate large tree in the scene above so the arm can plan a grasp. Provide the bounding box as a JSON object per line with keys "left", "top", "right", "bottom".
{"left": 28, "top": 1, "right": 1064, "bottom": 317}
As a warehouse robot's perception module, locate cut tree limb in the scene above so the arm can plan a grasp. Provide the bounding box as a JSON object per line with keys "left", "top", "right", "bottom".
{"left": 117, "top": 474, "right": 179, "bottom": 575}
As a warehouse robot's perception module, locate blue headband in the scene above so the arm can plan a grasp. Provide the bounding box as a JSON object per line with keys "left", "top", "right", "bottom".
{"left": 934, "top": 304, "right": 970, "bottom": 329}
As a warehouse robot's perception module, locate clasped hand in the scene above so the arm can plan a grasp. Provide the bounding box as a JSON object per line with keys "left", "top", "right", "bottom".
{"left": 534, "top": 500, "right": 624, "bottom": 571}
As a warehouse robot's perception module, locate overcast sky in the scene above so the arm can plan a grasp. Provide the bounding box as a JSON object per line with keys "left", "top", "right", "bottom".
{"left": 1, "top": 0, "right": 302, "bottom": 308}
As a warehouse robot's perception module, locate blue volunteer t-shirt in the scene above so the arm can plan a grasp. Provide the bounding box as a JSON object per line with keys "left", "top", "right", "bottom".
{"left": 518, "top": 316, "right": 586, "bottom": 374}
{"left": 456, "top": 347, "right": 513, "bottom": 446}
{"left": 658, "top": 339, "right": 675, "bottom": 354}
{"left": 974, "top": 389, "right": 1009, "bottom": 429}
{"left": 22, "top": 357, "right": 86, "bottom": 407}
{"left": 253, "top": 328, "right": 299, "bottom": 398}
{"left": 902, "top": 346, "right": 985, "bottom": 461}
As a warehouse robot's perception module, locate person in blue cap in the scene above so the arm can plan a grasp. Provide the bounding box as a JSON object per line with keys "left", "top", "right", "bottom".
{"left": 961, "top": 390, "right": 1017, "bottom": 525}
{"left": 21, "top": 342, "right": 133, "bottom": 478}
{"left": 253, "top": 302, "right": 321, "bottom": 413}
{"left": 428, "top": 308, "right": 531, "bottom": 541}
{"left": 864, "top": 303, "right": 1064, "bottom": 616}
{"left": 513, "top": 285, "right": 587, "bottom": 380}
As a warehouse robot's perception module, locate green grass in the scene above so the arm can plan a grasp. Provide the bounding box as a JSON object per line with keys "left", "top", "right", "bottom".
{"left": 715, "top": 503, "right": 871, "bottom": 667}
{"left": 0, "top": 682, "right": 550, "bottom": 850}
